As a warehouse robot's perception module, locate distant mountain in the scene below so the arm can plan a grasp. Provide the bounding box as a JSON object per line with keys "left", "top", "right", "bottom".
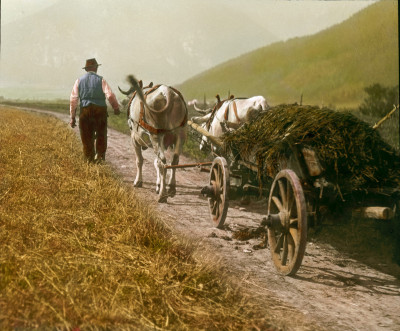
{"left": 0, "top": 0, "right": 277, "bottom": 96}
{"left": 178, "top": 0, "right": 399, "bottom": 108}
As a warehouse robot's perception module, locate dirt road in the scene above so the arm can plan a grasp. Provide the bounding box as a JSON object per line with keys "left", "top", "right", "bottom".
{"left": 18, "top": 107, "right": 400, "bottom": 331}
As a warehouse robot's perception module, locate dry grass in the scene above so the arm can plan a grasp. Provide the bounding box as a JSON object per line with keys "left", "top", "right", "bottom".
{"left": 0, "top": 107, "right": 275, "bottom": 330}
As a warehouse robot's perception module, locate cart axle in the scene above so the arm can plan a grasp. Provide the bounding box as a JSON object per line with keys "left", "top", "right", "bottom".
{"left": 201, "top": 185, "right": 215, "bottom": 198}
{"left": 262, "top": 214, "right": 285, "bottom": 232}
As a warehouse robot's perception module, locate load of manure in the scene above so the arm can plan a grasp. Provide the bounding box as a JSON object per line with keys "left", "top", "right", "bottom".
{"left": 222, "top": 104, "right": 399, "bottom": 193}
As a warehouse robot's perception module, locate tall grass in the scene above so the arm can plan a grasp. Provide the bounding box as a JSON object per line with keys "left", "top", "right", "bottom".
{"left": 0, "top": 107, "right": 275, "bottom": 330}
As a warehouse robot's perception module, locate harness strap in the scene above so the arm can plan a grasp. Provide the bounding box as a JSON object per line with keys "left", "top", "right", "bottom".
{"left": 138, "top": 102, "right": 187, "bottom": 134}
{"left": 224, "top": 100, "right": 240, "bottom": 123}
{"left": 129, "top": 84, "right": 187, "bottom": 134}
{"left": 145, "top": 84, "right": 162, "bottom": 96}
{"left": 126, "top": 91, "right": 137, "bottom": 118}
{"left": 137, "top": 85, "right": 188, "bottom": 134}
{"left": 127, "top": 84, "right": 161, "bottom": 118}
{"left": 206, "top": 98, "right": 229, "bottom": 131}
{"left": 232, "top": 101, "right": 240, "bottom": 123}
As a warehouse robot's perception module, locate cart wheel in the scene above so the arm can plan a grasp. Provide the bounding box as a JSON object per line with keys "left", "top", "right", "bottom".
{"left": 207, "top": 157, "right": 230, "bottom": 229}
{"left": 267, "top": 169, "right": 307, "bottom": 276}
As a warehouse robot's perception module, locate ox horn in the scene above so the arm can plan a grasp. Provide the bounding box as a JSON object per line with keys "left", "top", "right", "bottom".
{"left": 118, "top": 86, "right": 135, "bottom": 95}
{"left": 193, "top": 101, "right": 212, "bottom": 114}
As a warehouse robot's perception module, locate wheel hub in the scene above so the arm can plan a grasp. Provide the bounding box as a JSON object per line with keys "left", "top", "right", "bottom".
{"left": 279, "top": 210, "right": 290, "bottom": 231}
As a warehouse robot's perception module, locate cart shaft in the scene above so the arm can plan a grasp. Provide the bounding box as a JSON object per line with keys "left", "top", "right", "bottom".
{"left": 164, "top": 161, "right": 213, "bottom": 169}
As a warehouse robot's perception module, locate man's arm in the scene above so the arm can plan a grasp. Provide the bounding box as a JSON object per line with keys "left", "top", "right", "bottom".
{"left": 102, "top": 79, "right": 121, "bottom": 115}
{"left": 69, "top": 79, "right": 79, "bottom": 127}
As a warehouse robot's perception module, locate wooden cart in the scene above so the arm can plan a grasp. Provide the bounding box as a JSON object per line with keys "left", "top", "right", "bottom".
{"left": 166, "top": 120, "right": 400, "bottom": 276}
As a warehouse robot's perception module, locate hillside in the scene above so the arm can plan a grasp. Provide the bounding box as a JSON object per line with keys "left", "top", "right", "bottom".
{"left": 178, "top": 0, "right": 399, "bottom": 108}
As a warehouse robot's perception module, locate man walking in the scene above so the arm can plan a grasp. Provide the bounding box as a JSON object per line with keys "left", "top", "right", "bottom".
{"left": 70, "top": 58, "right": 121, "bottom": 162}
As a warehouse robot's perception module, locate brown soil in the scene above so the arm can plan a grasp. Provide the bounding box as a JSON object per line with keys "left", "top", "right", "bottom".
{"left": 20, "top": 108, "right": 400, "bottom": 331}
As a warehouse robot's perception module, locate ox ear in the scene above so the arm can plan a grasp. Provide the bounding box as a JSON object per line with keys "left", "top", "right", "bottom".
{"left": 229, "top": 95, "right": 234, "bottom": 99}
{"left": 149, "top": 82, "right": 153, "bottom": 88}
{"left": 215, "top": 94, "right": 221, "bottom": 103}
{"left": 138, "top": 80, "right": 143, "bottom": 88}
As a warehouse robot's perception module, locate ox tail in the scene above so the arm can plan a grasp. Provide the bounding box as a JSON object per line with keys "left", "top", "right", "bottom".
{"left": 127, "top": 75, "right": 146, "bottom": 100}
{"left": 127, "top": 75, "right": 171, "bottom": 113}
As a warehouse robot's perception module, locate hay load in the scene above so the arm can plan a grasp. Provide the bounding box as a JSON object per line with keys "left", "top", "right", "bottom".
{"left": 222, "top": 104, "right": 399, "bottom": 193}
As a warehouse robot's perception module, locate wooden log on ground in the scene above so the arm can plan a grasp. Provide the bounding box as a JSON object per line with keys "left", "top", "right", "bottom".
{"left": 352, "top": 206, "right": 394, "bottom": 220}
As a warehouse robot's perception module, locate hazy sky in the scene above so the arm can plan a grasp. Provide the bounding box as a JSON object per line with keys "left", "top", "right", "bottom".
{"left": 0, "top": 0, "right": 378, "bottom": 98}
{"left": 2, "top": 0, "right": 376, "bottom": 40}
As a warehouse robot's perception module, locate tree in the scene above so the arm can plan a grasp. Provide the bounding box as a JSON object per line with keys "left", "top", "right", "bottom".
{"left": 359, "top": 83, "right": 399, "bottom": 117}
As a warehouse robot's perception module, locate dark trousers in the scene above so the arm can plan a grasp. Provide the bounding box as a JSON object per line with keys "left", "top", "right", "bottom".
{"left": 79, "top": 104, "right": 108, "bottom": 162}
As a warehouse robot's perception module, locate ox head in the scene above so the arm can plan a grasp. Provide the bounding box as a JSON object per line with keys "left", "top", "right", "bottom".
{"left": 118, "top": 78, "right": 154, "bottom": 110}
{"left": 118, "top": 79, "right": 142, "bottom": 96}
{"left": 191, "top": 94, "right": 228, "bottom": 115}
{"left": 192, "top": 101, "right": 212, "bottom": 115}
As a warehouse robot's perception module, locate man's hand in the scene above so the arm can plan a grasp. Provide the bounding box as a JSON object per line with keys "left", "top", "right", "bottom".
{"left": 114, "top": 108, "right": 121, "bottom": 115}
{"left": 70, "top": 118, "right": 76, "bottom": 128}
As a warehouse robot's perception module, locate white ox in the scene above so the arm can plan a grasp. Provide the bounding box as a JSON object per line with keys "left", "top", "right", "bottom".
{"left": 191, "top": 95, "right": 269, "bottom": 150}
{"left": 119, "top": 75, "right": 187, "bottom": 203}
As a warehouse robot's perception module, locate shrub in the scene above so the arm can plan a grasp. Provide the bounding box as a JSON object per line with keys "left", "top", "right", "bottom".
{"left": 359, "top": 83, "right": 399, "bottom": 117}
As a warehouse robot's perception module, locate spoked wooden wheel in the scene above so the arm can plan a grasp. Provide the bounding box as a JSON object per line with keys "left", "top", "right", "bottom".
{"left": 207, "top": 157, "right": 230, "bottom": 229}
{"left": 267, "top": 169, "right": 307, "bottom": 276}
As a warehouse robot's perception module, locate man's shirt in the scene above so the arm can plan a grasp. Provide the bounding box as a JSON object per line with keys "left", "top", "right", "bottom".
{"left": 70, "top": 71, "right": 119, "bottom": 120}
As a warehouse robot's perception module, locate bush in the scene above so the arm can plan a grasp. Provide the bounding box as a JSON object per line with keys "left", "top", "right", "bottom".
{"left": 359, "top": 83, "right": 399, "bottom": 117}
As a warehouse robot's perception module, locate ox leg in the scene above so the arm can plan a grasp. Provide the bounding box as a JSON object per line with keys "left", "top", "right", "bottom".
{"left": 168, "top": 133, "right": 184, "bottom": 197}
{"left": 151, "top": 135, "right": 168, "bottom": 203}
{"left": 154, "top": 158, "right": 161, "bottom": 194}
{"left": 167, "top": 153, "right": 179, "bottom": 197}
{"left": 132, "top": 138, "right": 143, "bottom": 188}
{"left": 156, "top": 154, "right": 168, "bottom": 203}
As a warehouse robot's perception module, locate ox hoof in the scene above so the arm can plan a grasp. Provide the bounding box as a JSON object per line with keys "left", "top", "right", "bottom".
{"left": 168, "top": 186, "right": 176, "bottom": 198}
{"left": 158, "top": 195, "right": 168, "bottom": 203}
{"left": 134, "top": 181, "right": 143, "bottom": 188}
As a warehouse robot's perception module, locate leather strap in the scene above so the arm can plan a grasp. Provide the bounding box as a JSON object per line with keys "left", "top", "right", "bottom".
{"left": 137, "top": 85, "right": 187, "bottom": 134}
{"left": 232, "top": 101, "right": 240, "bottom": 123}
{"left": 138, "top": 102, "right": 187, "bottom": 134}
{"left": 224, "top": 100, "right": 240, "bottom": 123}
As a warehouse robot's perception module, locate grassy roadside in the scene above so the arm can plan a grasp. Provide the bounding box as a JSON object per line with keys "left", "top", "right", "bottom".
{"left": 0, "top": 99, "right": 131, "bottom": 135}
{"left": 0, "top": 99, "right": 211, "bottom": 160}
{"left": 0, "top": 107, "right": 276, "bottom": 330}
{"left": 1, "top": 97, "right": 397, "bottom": 155}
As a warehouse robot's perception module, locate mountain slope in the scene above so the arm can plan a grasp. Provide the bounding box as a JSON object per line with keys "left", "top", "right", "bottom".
{"left": 178, "top": 0, "right": 399, "bottom": 108}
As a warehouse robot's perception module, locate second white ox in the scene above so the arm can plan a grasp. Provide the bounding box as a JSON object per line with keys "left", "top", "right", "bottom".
{"left": 191, "top": 95, "right": 269, "bottom": 150}
{"left": 120, "top": 75, "right": 187, "bottom": 203}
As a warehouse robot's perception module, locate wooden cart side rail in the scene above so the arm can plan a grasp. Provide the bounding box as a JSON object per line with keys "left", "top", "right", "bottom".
{"left": 237, "top": 159, "right": 258, "bottom": 172}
